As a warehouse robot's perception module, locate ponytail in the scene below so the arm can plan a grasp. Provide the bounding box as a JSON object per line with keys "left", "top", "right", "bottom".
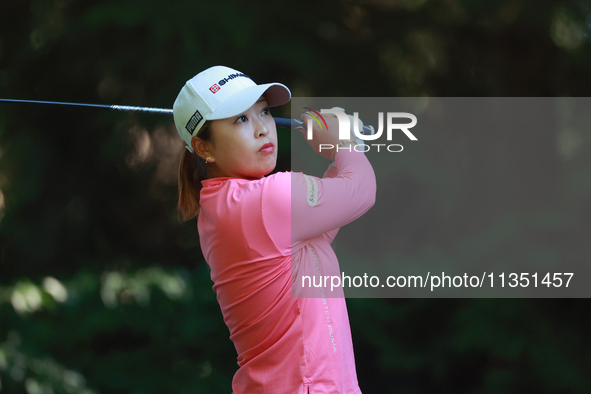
{"left": 177, "top": 122, "right": 212, "bottom": 221}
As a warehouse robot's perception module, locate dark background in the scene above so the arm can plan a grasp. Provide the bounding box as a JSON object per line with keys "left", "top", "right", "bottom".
{"left": 1, "top": 0, "right": 591, "bottom": 393}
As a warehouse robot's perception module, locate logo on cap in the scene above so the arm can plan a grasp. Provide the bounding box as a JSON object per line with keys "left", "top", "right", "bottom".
{"left": 209, "top": 84, "right": 220, "bottom": 94}
{"left": 218, "top": 72, "right": 250, "bottom": 86}
{"left": 186, "top": 109, "right": 204, "bottom": 135}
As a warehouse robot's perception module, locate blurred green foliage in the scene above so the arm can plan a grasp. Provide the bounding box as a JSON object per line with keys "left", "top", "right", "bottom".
{"left": 0, "top": 267, "right": 237, "bottom": 393}
{"left": 1, "top": 0, "right": 591, "bottom": 393}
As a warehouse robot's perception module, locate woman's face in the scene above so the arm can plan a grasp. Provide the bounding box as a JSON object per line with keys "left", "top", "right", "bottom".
{"left": 197, "top": 96, "right": 278, "bottom": 180}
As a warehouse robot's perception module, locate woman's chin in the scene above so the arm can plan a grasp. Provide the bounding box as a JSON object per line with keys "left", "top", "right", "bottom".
{"left": 260, "top": 157, "right": 277, "bottom": 173}
{"left": 257, "top": 163, "right": 277, "bottom": 178}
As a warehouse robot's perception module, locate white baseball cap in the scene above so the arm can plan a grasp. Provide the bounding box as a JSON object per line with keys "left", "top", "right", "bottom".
{"left": 173, "top": 65, "right": 291, "bottom": 152}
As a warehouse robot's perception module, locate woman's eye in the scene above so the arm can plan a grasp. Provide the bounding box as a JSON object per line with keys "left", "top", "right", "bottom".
{"left": 235, "top": 115, "right": 248, "bottom": 123}
{"left": 262, "top": 106, "right": 270, "bottom": 115}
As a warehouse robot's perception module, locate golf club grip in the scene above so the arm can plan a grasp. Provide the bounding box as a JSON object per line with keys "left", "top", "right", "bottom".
{"left": 274, "top": 117, "right": 375, "bottom": 135}
{"left": 274, "top": 117, "right": 295, "bottom": 129}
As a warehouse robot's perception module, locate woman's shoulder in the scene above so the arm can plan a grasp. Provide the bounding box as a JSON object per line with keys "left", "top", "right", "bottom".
{"left": 239, "top": 171, "right": 292, "bottom": 191}
{"left": 211, "top": 172, "right": 292, "bottom": 204}
{"left": 257, "top": 172, "right": 292, "bottom": 208}
{"left": 262, "top": 171, "right": 292, "bottom": 192}
{"left": 264, "top": 171, "right": 292, "bottom": 184}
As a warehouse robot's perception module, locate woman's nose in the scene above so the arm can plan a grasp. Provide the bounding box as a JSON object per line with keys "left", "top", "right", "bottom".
{"left": 255, "top": 118, "right": 269, "bottom": 137}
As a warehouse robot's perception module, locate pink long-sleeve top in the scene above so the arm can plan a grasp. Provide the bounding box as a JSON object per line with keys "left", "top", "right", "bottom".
{"left": 197, "top": 149, "right": 376, "bottom": 394}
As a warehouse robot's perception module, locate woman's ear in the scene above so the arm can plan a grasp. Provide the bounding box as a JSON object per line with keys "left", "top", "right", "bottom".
{"left": 191, "top": 136, "right": 212, "bottom": 161}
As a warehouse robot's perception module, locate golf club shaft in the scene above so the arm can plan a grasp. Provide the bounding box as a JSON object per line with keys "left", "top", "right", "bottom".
{"left": 0, "top": 98, "right": 296, "bottom": 128}
{"left": 0, "top": 98, "right": 173, "bottom": 114}
{"left": 0, "top": 98, "right": 375, "bottom": 134}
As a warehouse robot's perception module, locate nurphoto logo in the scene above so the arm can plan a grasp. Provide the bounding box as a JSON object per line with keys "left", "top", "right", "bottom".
{"left": 305, "top": 107, "right": 418, "bottom": 153}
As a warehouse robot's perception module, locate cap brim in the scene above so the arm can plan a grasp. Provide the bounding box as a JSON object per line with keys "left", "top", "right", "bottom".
{"left": 208, "top": 83, "right": 291, "bottom": 120}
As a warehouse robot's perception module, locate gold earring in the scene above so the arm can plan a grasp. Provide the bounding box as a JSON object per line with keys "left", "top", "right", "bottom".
{"left": 205, "top": 156, "right": 212, "bottom": 164}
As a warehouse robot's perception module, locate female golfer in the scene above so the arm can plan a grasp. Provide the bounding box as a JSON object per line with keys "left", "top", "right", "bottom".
{"left": 173, "top": 65, "right": 376, "bottom": 394}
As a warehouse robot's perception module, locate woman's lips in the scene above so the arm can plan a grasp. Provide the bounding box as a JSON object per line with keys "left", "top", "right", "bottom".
{"left": 259, "top": 143, "right": 274, "bottom": 153}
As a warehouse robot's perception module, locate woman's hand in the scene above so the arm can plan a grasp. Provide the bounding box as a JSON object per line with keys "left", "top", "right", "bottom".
{"left": 300, "top": 110, "right": 342, "bottom": 161}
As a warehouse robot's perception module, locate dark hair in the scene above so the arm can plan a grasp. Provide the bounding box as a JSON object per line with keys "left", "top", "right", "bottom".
{"left": 177, "top": 122, "right": 213, "bottom": 221}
